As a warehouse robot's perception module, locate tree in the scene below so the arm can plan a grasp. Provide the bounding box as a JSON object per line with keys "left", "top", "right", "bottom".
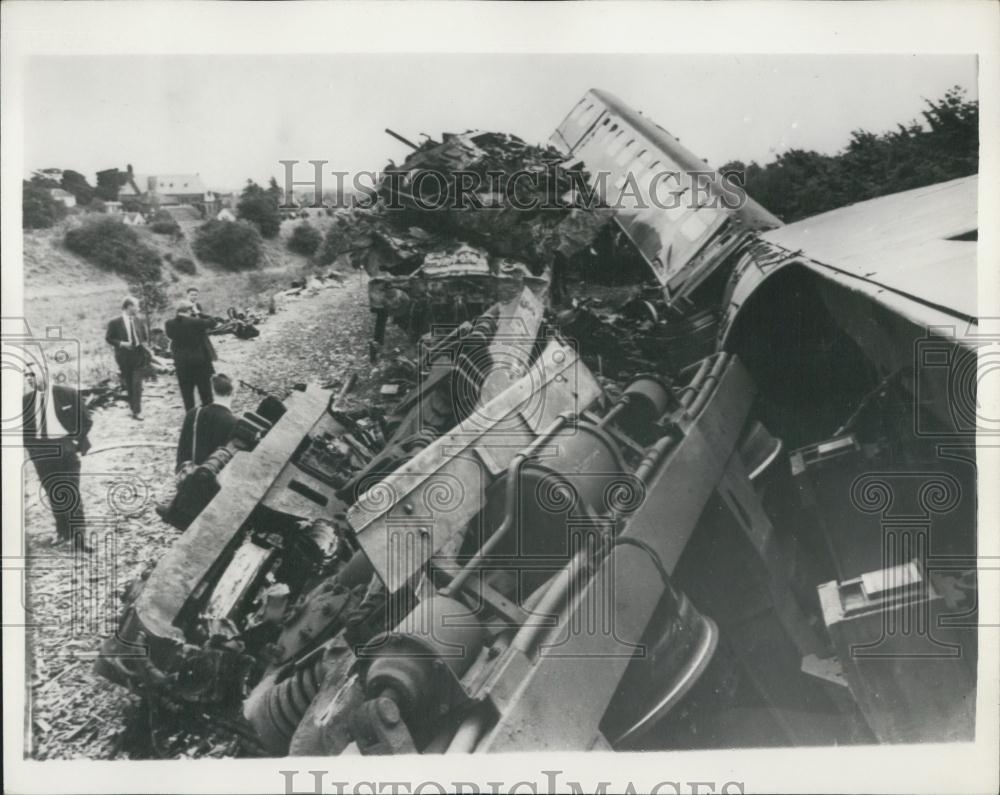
{"left": 287, "top": 222, "right": 322, "bottom": 256}
{"left": 267, "top": 176, "right": 285, "bottom": 207}
{"left": 30, "top": 170, "right": 61, "bottom": 189}
{"left": 96, "top": 168, "right": 128, "bottom": 201}
{"left": 130, "top": 277, "right": 170, "bottom": 326}
{"left": 194, "top": 219, "right": 263, "bottom": 271}
{"left": 23, "top": 182, "right": 67, "bottom": 229}
{"left": 722, "top": 87, "right": 979, "bottom": 223}
{"left": 237, "top": 179, "right": 282, "bottom": 238}
{"left": 60, "top": 170, "right": 95, "bottom": 205}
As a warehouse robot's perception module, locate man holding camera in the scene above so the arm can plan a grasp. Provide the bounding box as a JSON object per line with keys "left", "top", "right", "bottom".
{"left": 165, "top": 299, "right": 219, "bottom": 411}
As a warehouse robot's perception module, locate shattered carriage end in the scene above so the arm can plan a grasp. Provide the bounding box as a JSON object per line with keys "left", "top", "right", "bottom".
{"left": 96, "top": 90, "right": 979, "bottom": 755}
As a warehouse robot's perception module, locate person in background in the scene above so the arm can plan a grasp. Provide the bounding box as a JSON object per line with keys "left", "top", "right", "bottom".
{"left": 174, "top": 373, "right": 239, "bottom": 471}
{"left": 186, "top": 286, "right": 206, "bottom": 317}
{"left": 186, "top": 286, "right": 217, "bottom": 362}
{"left": 105, "top": 295, "right": 149, "bottom": 421}
{"left": 165, "top": 299, "right": 218, "bottom": 411}
{"left": 22, "top": 363, "right": 93, "bottom": 552}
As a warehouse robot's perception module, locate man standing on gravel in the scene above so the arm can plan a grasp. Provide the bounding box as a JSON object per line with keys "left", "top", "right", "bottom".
{"left": 22, "top": 362, "right": 93, "bottom": 552}
{"left": 165, "top": 299, "right": 219, "bottom": 411}
{"left": 105, "top": 295, "right": 149, "bottom": 421}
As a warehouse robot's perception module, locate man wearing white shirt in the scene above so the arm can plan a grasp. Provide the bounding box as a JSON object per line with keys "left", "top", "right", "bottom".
{"left": 104, "top": 295, "right": 149, "bottom": 420}
{"left": 22, "top": 363, "right": 93, "bottom": 551}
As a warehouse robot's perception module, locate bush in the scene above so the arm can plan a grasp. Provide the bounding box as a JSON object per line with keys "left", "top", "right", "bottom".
{"left": 150, "top": 209, "right": 181, "bottom": 235}
{"left": 23, "top": 183, "right": 67, "bottom": 229}
{"left": 193, "top": 219, "right": 263, "bottom": 271}
{"left": 64, "top": 217, "right": 162, "bottom": 281}
{"left": 88, "top": 197, "right": 107, "bottom": 213}
{"left": 237, "top": 179, "right": 282, "bottom": 238}
{"left": 173, "top": 257, "right": 197, "bottom": 275}
{"left": 287, "top": 222, "right": 323, "bottom": 256}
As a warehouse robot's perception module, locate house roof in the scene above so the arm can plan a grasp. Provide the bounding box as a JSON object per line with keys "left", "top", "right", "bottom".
{"left": 149, "top": 174, "right": 207, "bottom": 194}
{"left": 49, "top": 188, "right": 74, "bottom": 199}
{"left": 121, "top": 173, "right": 208, "bottom": 197}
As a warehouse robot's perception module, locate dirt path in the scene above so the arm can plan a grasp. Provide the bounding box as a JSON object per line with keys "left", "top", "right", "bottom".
{"left": 23, "top": 272, "right": 388, "bottom": 760}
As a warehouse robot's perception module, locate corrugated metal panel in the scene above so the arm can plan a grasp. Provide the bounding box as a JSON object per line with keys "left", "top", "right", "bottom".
{"left": 586, "top": 89, "right": 783, "bottom": 231}
{"left": 551, "top": 89, "right": 782, "bottom": 303}
{"left": 761, "top": 176, "right": 978, "bottom": 320}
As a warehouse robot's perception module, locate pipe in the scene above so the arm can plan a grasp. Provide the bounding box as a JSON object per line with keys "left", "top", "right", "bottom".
{"left": 440, "top": 412, "right": 575, "bottom": 597}
{"left": 84, "top": 441, "right": 176, "bottom": 456}
{"left": 510, "top": 545, "right": 593, "bottom": 656}
{"left": 633, "top": 434, "right": 678, "bottom": 484}
{"left": 676, "top": 357, "right": 712, "bottom": 408}
{"left": 508, "top": 419, "right": 680, "bottom": 655}
{"left": 597, "top": 396, "right": 630, "bottom": 428}
{"left": 446, "top": 709, "right": 487, "bottom": 754}
{"left": 686, "top": 353, "right": 729, "bottom": 418}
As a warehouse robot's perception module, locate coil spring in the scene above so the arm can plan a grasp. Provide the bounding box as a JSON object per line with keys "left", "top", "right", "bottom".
{"left": 257, "top": 655, "right": 327, "bottom": 748}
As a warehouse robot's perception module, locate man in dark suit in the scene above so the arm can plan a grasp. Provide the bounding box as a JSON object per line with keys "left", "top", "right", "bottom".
{"left": 105, "top": 295, "right": 149, "bottom": 420}
{"left": 186, "top": 286, "right": 218, "bottom": 363}
{"left": 156, "top": 373, "right": 238, "bottom": 526}
{"left": 175, "top": 373, "right": 239, "bottom": 471}
{"left": 22, "top": 364, "right": 94, "bottom": 552}
{"left": 165, "top": 300, "right": 219, "bottom": 411}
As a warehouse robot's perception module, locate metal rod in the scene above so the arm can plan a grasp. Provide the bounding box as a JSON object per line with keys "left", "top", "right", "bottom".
{"left": 385, "top": 128, "right": 420, "bottom": 151}
{"left": 686, "top": 353, "right": 729, "bottom": 418}
{"left": 677, "top": 357, "right": 712, "bottom": 408}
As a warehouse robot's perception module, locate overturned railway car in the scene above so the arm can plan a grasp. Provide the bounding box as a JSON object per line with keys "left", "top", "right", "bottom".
{"left": 96, "top": 90, "right": 980, "bottom": 754}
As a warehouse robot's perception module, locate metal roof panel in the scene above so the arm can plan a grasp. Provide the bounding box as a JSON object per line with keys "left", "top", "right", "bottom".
{"left": 761, "top": 176, "right": 978, "bottom": 320}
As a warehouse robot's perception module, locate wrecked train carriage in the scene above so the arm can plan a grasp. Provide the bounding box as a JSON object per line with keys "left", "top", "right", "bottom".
{"left": 553, "top": 88, "right": 782, "bottom": 319}
{"left": 96, "top": 92, "right": 979, "bottom": 755}
{"left": 309, "top": 177, "right": 982, "bottom": 754}
{"left": 268, "top": 105, "right": 980, "bottom": 750}
{"left": 713, "top": 178, "right": 981, "bottom": 744}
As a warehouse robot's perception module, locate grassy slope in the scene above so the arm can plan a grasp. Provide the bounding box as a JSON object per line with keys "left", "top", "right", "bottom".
{"left": 22, "top": 209, "right": 338, "bottom": 384}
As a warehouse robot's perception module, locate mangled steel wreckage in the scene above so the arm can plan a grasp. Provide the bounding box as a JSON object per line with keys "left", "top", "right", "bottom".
{"left": 96, "top": 89, "right": 980, "bottom": 754}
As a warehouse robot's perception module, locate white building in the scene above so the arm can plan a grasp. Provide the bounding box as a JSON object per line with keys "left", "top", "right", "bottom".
{"left": 48, "top": 188, "right": 76, "bottom": 208}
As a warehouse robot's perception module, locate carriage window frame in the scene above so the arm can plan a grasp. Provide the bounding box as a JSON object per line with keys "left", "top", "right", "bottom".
{"left": 615, "top": 139, "right": 636, "bottom": 166}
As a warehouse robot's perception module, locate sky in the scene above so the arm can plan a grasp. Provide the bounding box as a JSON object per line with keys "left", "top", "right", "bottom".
{"left": 24, "top": 53, "right": 977, "bottom": 191}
